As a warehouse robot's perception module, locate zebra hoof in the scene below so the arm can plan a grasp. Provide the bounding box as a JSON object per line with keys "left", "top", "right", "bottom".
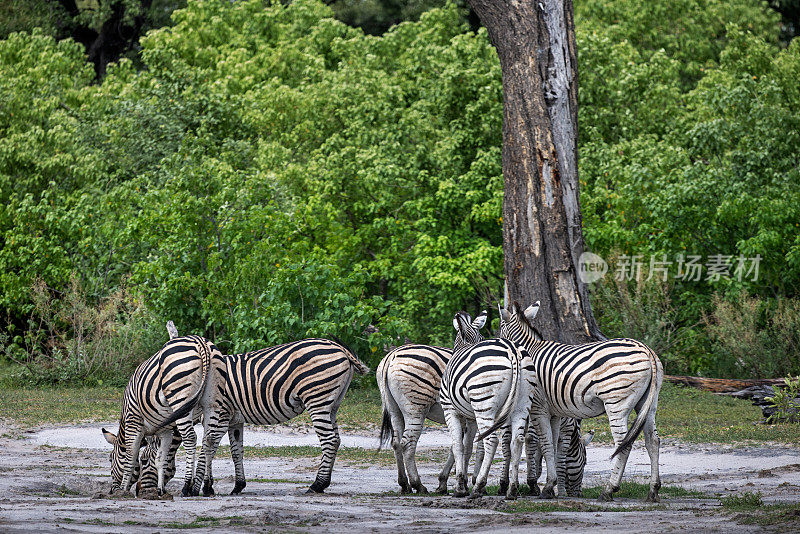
{"left": 527, "top": 481, "right": 541, "bottom": 497}
{"left": 498, "top": 480, "right": 509, "bottom": 496}
{"left": 599, "top": 491, "right": 614, "bottom": 502}
{"left": 646, "top": 491, "right": 660, "bottom": 503}
{"left": 415, "top": 484, "right": 429, "bottom": 494}
{"left": 453, "top": 487, "right": 468, "bottom": 498}
{"left": 505, "top": 482, "right": 519, "bottom": 501}
{"left": 139, "top": 489, "right": 160, "bottom": 501}
{"left": 435, "top": 483, "right": 448, "bottom": 495}
{"left": 231, "top": 481, "right": 246, "bottom": 495}
{"left": 202, "top": 484, "right": 215, "bottom": 497}
{"left": 539, "top": 487, "right": 555, "bottom": 500}
{"left": 308, "top": 478, "right": 330, "bottom": 493}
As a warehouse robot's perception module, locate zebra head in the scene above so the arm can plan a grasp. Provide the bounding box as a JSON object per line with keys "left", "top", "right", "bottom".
{"left": 101, "top": 426, "right": 138, "bottom": 493}
{"left": 452, "top": 310, "right": 488, "bottom": 353}
{"left": 499, "top": 301, "right": 543, "bottom": 345}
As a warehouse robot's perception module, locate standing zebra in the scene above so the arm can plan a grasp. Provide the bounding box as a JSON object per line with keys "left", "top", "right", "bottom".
{"left": 526, "top": 418, "right": 594, "bottom": 497}
{"left": 101, "top": 335, "right": 221, "bottom": 497}
{"left": 500, "top": 302, "right": 663, "bottom": 502}
{"left": 377, "top": 312, "right": 487, "bottom": 494}
{"left": 440, "top": 311, "right": 531, "bottom": 499}
{"left": 190, "top": 338, "right": 369, "bottom": 495}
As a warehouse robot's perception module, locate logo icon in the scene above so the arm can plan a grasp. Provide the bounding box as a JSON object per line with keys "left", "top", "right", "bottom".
{"left": 578, "top": 252, "right": 608, "bottom": 283}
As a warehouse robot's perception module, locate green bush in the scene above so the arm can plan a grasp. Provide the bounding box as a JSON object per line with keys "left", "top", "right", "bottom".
{"left": 0, "top": 0, "right": 796, "bottom": 383}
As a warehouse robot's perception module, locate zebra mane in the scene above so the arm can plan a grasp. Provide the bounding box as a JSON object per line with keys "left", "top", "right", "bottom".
{"left": 511, "top": 301, "right": 544, "bottom": 341}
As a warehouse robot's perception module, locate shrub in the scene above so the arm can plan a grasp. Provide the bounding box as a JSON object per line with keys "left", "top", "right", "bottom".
{"left": 4, "top": 276, "right": 164, "bottom": 386}
{"left": 705, "top": 294, "right": 800, "bottom": 378}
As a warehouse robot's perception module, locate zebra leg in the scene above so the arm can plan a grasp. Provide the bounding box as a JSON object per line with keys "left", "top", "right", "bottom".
{"left": 307, "top": 408, "right": 341, "bottom": 493}
{"left": 643, "top": 408, "right": 661, "bottom": 502}
{"left": 196, "top": 416, "right": 227, "bottom": 497}
{"left": 229, "top": 423, "right": 247, "bottom": 495}
{"left": 389, "top": 411, "right": 410, "bottom": 493}
{"left": 400, "top": 414, "right": 428, "bottom": 493}
{"left": 174, "top": 418, "right": 198, "bottom": 497}
{"left": 601, "top": 414, "right": 635, "bottom": 501}
{"left": 444, "top": 411, "right": 468, "bottom": 497}
{"left": 436, "top": 448, "right": 455, "bottom": 494}
{"left": 530, "top": 413, "right": 557, "bottom": 499}
{"left": 525, "top": 424, "right": 541, "bottom": 497}
{"left": 120, "top": 429, "right": 144, "bottom": 495}
{"left": 506, "top": 412, "right": 527, "bottom": 500}
{"left": 470, "top": 420, "right": 499, "bottom": 499}
{"left": 498, "top": 427, "right": 511, "bottom": 496}
{"left": 155, "top": 429, "right": 173, "bottom": 496}
{"left": 471, "top": 436, "right": 484, "bottom": 486}
{"left": 556, "top": 421, "right": 567, "bottom": 497}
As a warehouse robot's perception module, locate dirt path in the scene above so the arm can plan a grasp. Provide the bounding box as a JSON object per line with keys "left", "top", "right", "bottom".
{"left": 1, "top": 422, "right": 798, "bottom": 533}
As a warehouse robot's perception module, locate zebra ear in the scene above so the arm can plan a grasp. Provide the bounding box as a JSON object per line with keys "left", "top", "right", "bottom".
{"left": 452, "top": 316, "right": 461, "bottom": 332}
{"left": 524, "top": 301, "right": 541, "bottom": 321}
{"left": 471, "top": 310, "right": 487, "bottom": 330}
{"left": 499, "top": 304, "right": 510, "bottom": 322}
{"left": 102, "top": 428, "right": 117, "bottom": 446}
{"left": 582, "top": 430, "right": 595, "bottom": 446}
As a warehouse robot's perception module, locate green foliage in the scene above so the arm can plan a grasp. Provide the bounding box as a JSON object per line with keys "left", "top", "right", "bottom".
{"left": 765, "top": 376, "right": 800, "bottom": 423}
{"left": 721, "top": 491, "right": 764, "bottom": 510}
{"left": 0, "top": 0, "right": 796, "bottom": 382}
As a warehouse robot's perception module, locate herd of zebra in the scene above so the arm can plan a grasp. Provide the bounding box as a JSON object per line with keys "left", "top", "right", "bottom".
{"left": 101, "top": 301, "right": 663, "bottom": 504}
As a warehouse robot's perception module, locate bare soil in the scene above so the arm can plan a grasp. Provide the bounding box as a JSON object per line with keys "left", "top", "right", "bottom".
{"left": 1, "top": 421, "right": 799, "bottom": 533}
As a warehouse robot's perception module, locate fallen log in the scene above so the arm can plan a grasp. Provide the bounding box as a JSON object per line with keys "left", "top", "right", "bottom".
{"left": 664, "top": 375, "right": 787, "bottom": 394}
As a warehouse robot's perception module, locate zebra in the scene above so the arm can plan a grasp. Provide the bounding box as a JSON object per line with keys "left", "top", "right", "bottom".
{"left": 377, "top": 312, "right": 487, "bottom": 495}
{"left": 135, "top": 429, "right": 182, "bottom": 497}
{"left": 525, "top": 417, "right": 594, "bottom": 497}
{"left": 440, "top": 311, "right": 532, "bottom": 499}
{"left": 500, "top": 301, "right": 663, "bottom": 502}
{"left": 101, "top": 335, "right": 221, "bottom": 497}
{"left": 189, "top": 338, "right": 370, "bottom": 495}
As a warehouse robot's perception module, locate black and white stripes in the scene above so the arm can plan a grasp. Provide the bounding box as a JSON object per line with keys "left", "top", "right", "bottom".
{"left": 501, "top": 302, "right": 663, "bottom": 501}
{"left": 191, "top": 338, "right": 370, "bottom": 495}
{"left": 101, "top": 335, "right": 221, "bottom": 497}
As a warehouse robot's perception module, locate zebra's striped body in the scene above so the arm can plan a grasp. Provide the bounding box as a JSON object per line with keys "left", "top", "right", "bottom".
{"left": 191, "top": 338, "right": 369, "bottom": 495}
{"left": 526, "top": 417, "right": 594, "bottom": 497}
{"left": 136, "top": 430, "right": 182, "bottom": 496}
{"left": 377, "top": 344, "right": 454, "bottom": 494}
{"left": 440, "top": 312, "right": 531, "bottom": 499}
{"left": 501, "top": 302, "right": 663, "bottom": 501}
{"left": 101, "top": 335, "right": 221, "bottom": 497}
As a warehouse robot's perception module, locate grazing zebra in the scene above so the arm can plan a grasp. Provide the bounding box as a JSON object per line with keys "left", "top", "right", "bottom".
{"left": 500, "top": 302, "right": 663, "bottom": 502}
{"left": 526, "top": 418, "right": 594, "bottom": 497}
{"left": 189, "top": 338, "right": 370, "bottom": 495}
{"left": 440, "top": 311, "right": 531, "bottom": 499}
{"left": 135, "top": 429, "right": 182, "bottom": 496}
{"left": 101, "top": 335, "right": 221, "bottom": 497}
{"left": 377, "top": 312, "right": 487, "bottom": 494}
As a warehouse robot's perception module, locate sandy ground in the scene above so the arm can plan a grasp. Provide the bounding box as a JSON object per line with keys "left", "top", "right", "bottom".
{"left": 1, "top": 421, "right": 799, "bottom": 533}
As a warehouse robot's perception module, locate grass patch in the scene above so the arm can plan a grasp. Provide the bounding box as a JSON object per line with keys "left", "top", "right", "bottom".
{"left": 720, "top": 492, "right": 800, "bottom": 527}
{"left": 163, "top": 516, "right": 245, "bottom": 529}
{"left": 0, "top": 386, "right": 122, "bottom": 425}
{"left": 582, "top": 481, "right": 709, "bottom": 500}
{"left": 501, "top": 500, "right": 666, "bottom": 513}
{"left": 2, "top": 381, "right": 799, "bottom": 445}
{"left": 582, "top": 382, "right": 800, "bottom": 444}
{"left": 721, "top": 491, "right": 764, "bottom": 510}
{"left": 248, "top": 477, "right": 305, "bottom": 484}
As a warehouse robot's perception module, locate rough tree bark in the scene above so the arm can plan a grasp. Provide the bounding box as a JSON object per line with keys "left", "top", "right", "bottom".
{"left": 466, "top": 0, "right": 602, "bottom": 343}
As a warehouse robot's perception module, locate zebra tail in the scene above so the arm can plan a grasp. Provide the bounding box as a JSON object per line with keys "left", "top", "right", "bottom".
{"left": 379, "top": 409, "right": 393, "bottom": 450}
{"left": 475, "top": 345, "right": 521, "bottom": 442}
{"left": 334, "top": 337, "right": 370, "bottom": 375}
{"left": 153, "top": 338, "right": 212, "bottom": 433}
{"left": 610, "top": 347, "right": 659, "bottom": 459}
{"left": 377, "top": 358, "right": 395, "bottom": 450}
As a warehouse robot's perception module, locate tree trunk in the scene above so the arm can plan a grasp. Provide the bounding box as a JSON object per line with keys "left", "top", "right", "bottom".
{"left": 466, "top": 0, "right": 602, "bottom": 343}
